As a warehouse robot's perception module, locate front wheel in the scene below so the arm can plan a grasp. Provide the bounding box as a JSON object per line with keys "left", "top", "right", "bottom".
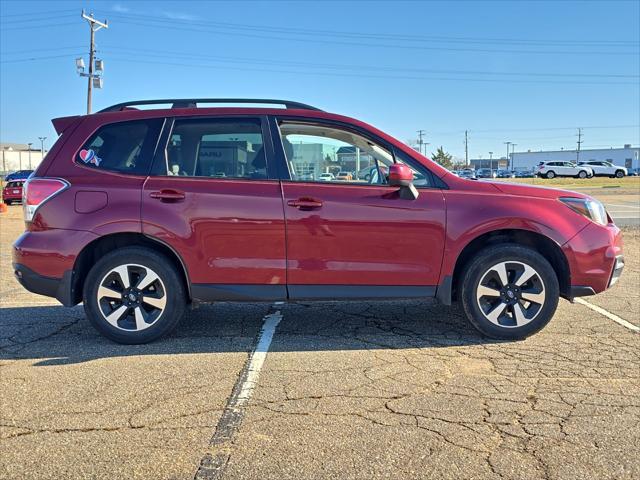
{"left": 615, "top": 170, "right": 625, "bottom": 178}
{"left": 578, "top": 170, "right": 588, "bottom": 179}
{"left": 461, "top": 244, "right": 559, "bottom": 340}
{"left": 83, "top": 247, "right": 186, "bottom": 344}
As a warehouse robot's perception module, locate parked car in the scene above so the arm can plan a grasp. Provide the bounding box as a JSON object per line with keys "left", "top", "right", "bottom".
{"left": 5, "top": 170, "right": 33, "bottom": 182}
{"left": 628, "top": 168, "right": 640, "bottom": 177}
{"left": 496, "top": 170, "right": 516, "bottom": 178}
{"left": 515, "top": 171, "right": 534, "bottom": 178}
{"left": 458, "top": 169, "right": 476, "bottom": 179}
{"left": 12, "top": 98, "right": 624, "bottom": 344}
{"left": 2, "top": 180, "right": 24, "bottom": 204}
{"left": 577, "top": 161, "right": 627, "bottom": 178}
{"left": 535, "top": 161, "right": 593, "bottom": 179}
{"left": 476, "top": 168, "right": 497, "bottom": 179}
{"left": 336, "top": 171, "right": 353, "bottom": 181}
{"left": 318, "top": 173, "right": 335, "bottom": 181}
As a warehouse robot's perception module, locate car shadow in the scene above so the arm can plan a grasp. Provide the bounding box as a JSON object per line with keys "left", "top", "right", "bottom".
{"left": 0, "top": 300, "right": 505, "bottom": 366}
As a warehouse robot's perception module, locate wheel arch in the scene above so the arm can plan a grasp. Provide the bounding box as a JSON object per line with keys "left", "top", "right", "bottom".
{"left": 70, "top": 232, "right": 191, "bottom": 305}
{"left": 447, "top": 228, "right": 570, "bottom": 304}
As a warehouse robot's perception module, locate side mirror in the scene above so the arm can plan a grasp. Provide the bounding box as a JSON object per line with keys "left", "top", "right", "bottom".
{"left": 388, "top": 164, "right": 419, "bottom": 200}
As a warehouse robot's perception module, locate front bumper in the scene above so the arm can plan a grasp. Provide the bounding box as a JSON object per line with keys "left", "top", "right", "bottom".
{"left": 563, "top": 222, "right": 624, "bottom": 297}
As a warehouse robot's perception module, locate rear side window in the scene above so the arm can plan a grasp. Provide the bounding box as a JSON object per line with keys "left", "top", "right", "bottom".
{"left": 77, "top": 119, "right": 163, "bottom": 175}
{"left": 158, "top": 118, "right": 267, "bottom": 179}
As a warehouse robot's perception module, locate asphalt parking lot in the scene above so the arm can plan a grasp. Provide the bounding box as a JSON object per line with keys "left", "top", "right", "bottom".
{"left": 1, "top": 204, "right": 639, "bottom": 480}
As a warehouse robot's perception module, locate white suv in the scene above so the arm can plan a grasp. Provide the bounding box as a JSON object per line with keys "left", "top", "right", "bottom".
{"left": 578, "top": 161, "right": 627, "bottom": 178}
{"left": 536, "top": 161, "right": 593, "bottom": 179}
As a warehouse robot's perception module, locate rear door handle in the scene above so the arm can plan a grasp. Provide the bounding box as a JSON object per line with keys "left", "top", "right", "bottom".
{"left": 287, "top": 197, "right": 323, "bottom": 210}
{"left": 149, "top": 189, "right": 185, "bottom": 202}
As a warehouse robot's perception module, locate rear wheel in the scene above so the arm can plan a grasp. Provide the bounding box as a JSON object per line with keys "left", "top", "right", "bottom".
{"left": 83, "top": 247, "right": 186, "bottom": 344}
{"left": 545, "top": 171, "right": 556, "bottom": 179}
{"left": 461, "top": 244, "right": 559, "bottom": 340}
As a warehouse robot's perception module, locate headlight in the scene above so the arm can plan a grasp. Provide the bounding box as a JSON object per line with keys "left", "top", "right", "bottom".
{"left": 560, "top": 197, "right": 608, "bottom": 226}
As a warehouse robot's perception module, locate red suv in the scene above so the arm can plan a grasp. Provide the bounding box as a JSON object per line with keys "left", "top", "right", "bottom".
{"left": 12, "top": 99, "right": 624, "bottom": 344}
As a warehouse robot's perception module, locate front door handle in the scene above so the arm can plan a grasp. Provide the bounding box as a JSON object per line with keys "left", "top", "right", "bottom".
{"left": 149, "top": 189, "right": 185, "bottom": 202}
{"left": 287, "top": 197, "right": 323, "bottom": 210}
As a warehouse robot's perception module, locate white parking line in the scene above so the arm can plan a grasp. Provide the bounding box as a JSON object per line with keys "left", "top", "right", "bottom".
{"left": 575, "top": 298, "right": 640, "bottom": 332}
{"left": 237, "top": 310, "right": 282, "bottom": 405}
{"left": 195, "top": 307, "right": 283, "bottom": 480}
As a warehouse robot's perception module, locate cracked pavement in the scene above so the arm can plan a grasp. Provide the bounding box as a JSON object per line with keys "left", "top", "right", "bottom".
{"left": 1, "top": 206, "right": 639, "bottom": 479}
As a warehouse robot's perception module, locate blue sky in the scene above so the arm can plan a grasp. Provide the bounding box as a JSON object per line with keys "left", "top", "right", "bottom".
{"left": 1, "top": 0, "right": 639, "bottom": 160}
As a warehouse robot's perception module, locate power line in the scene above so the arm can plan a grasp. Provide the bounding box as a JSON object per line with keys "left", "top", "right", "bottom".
{"left": 100, "top": 11, "right": 638, "bottom": 49}
{"left": 98, "top": 14, "right": 639, "bottom": 56}
{"left": 0, "top": 21, "right": 77, "bottom": 31}
{"left": 0, "top": 8, "right": 77, "bottom": 18}
{"left": 0, "top": 13, "right": 76, "bottom": 25}
{"left": 77, "top": 54, "right": 639, "bottom": 85}
{"left": 97, "top": 46, "right": 639, "bottom": 79}
{"left": 0, "top": 45, "right": 85, "bottom": 55}
{"left": 0, "top": 53, "right": 85, "bottom": 63}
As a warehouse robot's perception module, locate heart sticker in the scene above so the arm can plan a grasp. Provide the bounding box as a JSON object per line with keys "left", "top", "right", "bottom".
{"left": 79, "top": 149, "right": 95, "bottom": 163}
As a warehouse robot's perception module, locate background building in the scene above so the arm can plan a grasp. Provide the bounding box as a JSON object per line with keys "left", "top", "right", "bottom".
{"left": 469, "top": 157, "right": 508, "bottom": 170}
{"left": 1, "top": 143, "right": 47, "bottom": 174}
{"left": 510, "top": 144, "right": 639, "bottom": 172}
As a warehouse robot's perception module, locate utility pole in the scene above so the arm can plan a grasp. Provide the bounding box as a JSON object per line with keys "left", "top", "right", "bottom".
{"left": 489, "top": 151, "right": 494, "bottom": 175}
{"left": 79, "top": 11, "right": 108, "bottom": 114}
{"left": 504, "top": 141, "right": 511, "bottom": 169}
{"left": 511, "top": 143, "right": 517, "bottom": 171}
{"left": 417, "top": 130, "right": 426, "bottom": 155}
{"left": 38, "top": 137, "right": 47, "bottom": 160}
{"left": 576, "top": 128, "right": 583, "bottom": 163}
{"left": 464, "top": 130, "right": 469, "bottom": 166}
{"left": 27, "top": 143, "right": 33, "bottom": 169}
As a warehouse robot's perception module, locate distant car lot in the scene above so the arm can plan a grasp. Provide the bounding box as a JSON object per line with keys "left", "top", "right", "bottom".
{"left": 1, "top": 192, "right": 639, "bottom": 479}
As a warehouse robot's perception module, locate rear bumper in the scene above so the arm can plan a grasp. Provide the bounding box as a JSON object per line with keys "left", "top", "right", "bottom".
{"left": 12, "top": 263, "right": 74, "bottom": 306}
{"left": 2, "top": 193, "right": 22, "bottom": 201}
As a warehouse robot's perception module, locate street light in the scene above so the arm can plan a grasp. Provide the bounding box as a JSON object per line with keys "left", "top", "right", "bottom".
{"left": 504, "top": 142, "right": 511, "bottom": 169}
{"left": 489, "top": 151, "right": 494, "bottom": 176}
{"left": 27, "top": 143, "right": 33, "bottom": 169}
{"left": 511, "top": 143, "right": 517, "bottom": 171}
{"left": 38, "top": 137, "right": 47, "bottom": 160}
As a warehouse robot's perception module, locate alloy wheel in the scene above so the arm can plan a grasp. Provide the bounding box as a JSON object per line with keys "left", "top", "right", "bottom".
{"left": 475, "top": 261, "right": 546, "bottom": 328}
{"left": 97, "top": 264, "right": 167, "bottom": 331}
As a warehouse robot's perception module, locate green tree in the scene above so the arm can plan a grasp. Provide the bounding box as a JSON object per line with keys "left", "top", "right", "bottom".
{"left": 430, "top": 146, "right": 454, "bottom": 170}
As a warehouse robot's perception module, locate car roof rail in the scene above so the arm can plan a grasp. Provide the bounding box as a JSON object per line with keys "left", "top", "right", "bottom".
{"left": 97, "top": 98, "right": 323, "bottom": 113}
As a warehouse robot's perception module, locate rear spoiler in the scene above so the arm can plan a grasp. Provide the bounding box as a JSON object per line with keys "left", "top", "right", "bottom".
{"left": 52, "top": 115, "right": 81, "bottom": 135}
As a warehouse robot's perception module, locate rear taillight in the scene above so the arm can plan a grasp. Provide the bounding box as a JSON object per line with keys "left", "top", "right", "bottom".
{"left": 23, "top": 178, "right": 69, "bottom": 222}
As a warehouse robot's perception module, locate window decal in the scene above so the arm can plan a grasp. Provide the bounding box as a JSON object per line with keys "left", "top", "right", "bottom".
{"left": 78, "top": 148, "right": 102, "bottom": 166}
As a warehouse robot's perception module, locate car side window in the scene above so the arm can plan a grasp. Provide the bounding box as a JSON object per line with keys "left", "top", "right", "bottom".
{"left": 160, "top": 118, "right": 267, "bottom": 179}
{"left": 77, "top": 119, "right": 163, "bottom": 175}
{"left": 277, "top": 121, "right": 431, "bottom": 187}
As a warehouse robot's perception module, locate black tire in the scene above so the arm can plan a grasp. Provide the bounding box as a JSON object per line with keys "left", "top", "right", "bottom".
{"left": 545, "top": 171, "right": 556, "bottom": 179}
{"left": 83, "top": 246, "right": 186, "bottom": 344}
{"left": 578, "top": 170, "right": 587, "bottom": 179}
{"left": 615, "top": 170, "right": 625, "bottom": 178}
{"left": 460, "top": 244, "right": 559, "bottom": 340}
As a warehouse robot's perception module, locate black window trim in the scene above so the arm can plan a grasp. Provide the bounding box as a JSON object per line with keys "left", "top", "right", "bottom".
{"left": 74, "top": 117, "right": 165, "bottom": 177}
{"left": 149, "top": 114, "right": 278, "bottom": 181}
{"left": 270, "top": 115, "right": 447, "bottom": 190}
